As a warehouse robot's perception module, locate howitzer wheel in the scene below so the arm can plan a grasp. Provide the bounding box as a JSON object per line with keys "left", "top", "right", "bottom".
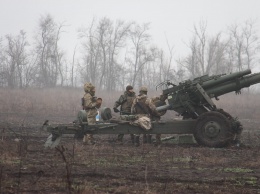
{"left": 193, "top": 111, "right": 235, "bottom": 147}
{"left": 217, "top": 109, "right": 243, "bottom": 144}
{"left": 217, "top": 109, "right": 243, "bottom": 133}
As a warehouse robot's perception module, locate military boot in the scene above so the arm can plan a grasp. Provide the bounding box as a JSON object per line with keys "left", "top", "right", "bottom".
{"left": 88, "top": 134, "right": 95, "bottom": 145}
{"left": 134, "top": 136, "right": 140, "bottom": 147}
{"left": 143, "top": 134, "right": 147, "bottom": 144}
{"left": 147, "top": 135, "right": 152, "bottom": 144}
{"left": 117, "top": 134, "right": 124, "bottom": 143}
{"left": 83, "top": 135, "right": 95, "bottom": 145}
{"left": 130, "top": 134, "right": 135, "bottom": 144}
{"left": 155, "top": 134, "right": 161, "bottom": 146}
{"left": 83, "top": 135, "right": 87, "bottom": 144}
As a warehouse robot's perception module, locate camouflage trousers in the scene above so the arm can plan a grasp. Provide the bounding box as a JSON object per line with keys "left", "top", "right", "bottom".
{"left": 132, "top": 134, "right": 161, "bottom": 147}
{"left": 83, "top": 116, "right": 96, "bottom": 144}
{"left": 83, "top": 134, "right": 94, "bottom": 144}
{"left": 135, "top": 134, "right": 161, "bottom": 143}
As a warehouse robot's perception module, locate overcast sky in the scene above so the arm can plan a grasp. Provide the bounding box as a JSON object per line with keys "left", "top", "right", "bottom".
{"left": 0, "top": 0, "right": 260, "bottom": 57}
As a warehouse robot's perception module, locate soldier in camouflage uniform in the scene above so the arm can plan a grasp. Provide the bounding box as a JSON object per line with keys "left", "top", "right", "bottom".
{"left": 131, "top": 86, "right": 160, "bottom": 146}
{"left": 82, "top": 82, "right": 102, "bottom": 144}
{"left": 113, "top": 85, "right": 136, "bottom": 143}
{"left": 150, "top": 94, "right": 168, "bottom": 145}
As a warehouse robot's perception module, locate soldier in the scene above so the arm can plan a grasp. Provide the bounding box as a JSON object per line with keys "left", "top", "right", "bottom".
{"left": 82, "top": 82, "right": 102, "bottom": 144}
{"left": 150, "top": 94, "right": 168, "bottom": 145}
{"left": 113, "top": 85, "right": 136, "bottom": 143}
{"left": 131, "top": 86, "right": 160, "bottom": 146}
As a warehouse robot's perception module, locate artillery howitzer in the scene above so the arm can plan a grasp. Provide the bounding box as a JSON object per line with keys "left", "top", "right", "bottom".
{"left": 44, "top": 69, "right": 260, "bottom": 148}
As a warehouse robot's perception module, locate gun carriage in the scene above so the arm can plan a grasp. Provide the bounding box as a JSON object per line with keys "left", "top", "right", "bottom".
{"left": 44, "top": 69, "right": 260, "bottom": 148}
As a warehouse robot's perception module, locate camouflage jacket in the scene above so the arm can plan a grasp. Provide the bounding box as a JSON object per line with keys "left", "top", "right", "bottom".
{"left": 113, "top": 91, "right": 136, "bottom": 114}
{"left": 83, "top": 92, "right": 98, "bottom": 123}
{"left": 131, "top": 94, "right": 160, "bottom": 117}
{"left": 150, "top": 95, "right": 167, "bottom": 117}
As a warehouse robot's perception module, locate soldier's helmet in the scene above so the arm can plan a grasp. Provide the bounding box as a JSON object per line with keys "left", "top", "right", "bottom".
{"left": 126, "top": 85, "right": 133, "bottom": 91}
{"left": 84, "top": 82, "right": 95, "bottom": 92}
{"left": 139, "top": 86, "right": 148, "bottom": 92}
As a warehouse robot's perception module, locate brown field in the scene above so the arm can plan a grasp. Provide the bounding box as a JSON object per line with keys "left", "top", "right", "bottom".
{"left": 0, "top": 88, "right": 260, "bottom": 194}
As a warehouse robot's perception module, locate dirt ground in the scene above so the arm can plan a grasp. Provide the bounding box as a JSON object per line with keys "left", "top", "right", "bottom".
{"left": 0, "top": 114, "right": 260, "bottom": 194}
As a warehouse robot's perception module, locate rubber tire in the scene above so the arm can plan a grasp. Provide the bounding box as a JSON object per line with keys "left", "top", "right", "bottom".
{"left": 217, "top": 109, "right": 243, "bottom": 144}
{"left": 217, "top": 109, "right": 243, "bottom": 133}
{"left": 194, "top": 111, "right": 235, "bottom": 148}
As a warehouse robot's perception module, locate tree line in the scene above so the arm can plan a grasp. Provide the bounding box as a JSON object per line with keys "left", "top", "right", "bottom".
{"left": 0, "top": 15, "right": 259, "bottom": 91}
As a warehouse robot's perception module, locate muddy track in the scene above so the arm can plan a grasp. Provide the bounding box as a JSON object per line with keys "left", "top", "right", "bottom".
{"left": 0, "top": 124, "right": 260, "bottom": 193}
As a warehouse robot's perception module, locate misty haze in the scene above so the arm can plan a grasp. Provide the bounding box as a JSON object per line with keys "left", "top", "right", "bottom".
{"left": 0, "top": 0, "right": 260, "bottom": 193}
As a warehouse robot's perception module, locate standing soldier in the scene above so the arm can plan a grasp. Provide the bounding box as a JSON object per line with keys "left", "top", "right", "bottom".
{"left": 82, "top": 82, "right": 102, "bottom": 145}
{"left": 131, "top": 86, "right": 161, "bottom": 146}
{"left": 113, "top": 85, "right": 136, "bottom": 143}
{"left": 150, "top": 94, "right": 168, "bottom": 145}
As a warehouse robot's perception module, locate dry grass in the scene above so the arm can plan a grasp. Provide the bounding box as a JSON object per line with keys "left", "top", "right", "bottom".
{"left": 0, "top": 87, "right": 259, "bottom": 193}
{"left": 0, "top": 88, "right": 162, "bottom": 123}
{"left": 0, "top": 87, "right": 259, "bottom": 123}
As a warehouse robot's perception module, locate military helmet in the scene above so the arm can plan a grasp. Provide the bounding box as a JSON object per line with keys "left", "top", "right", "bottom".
{"left": 126, "top": 85, "right": 133, "bottom": 91}
{"left": 139, "top": 86, "right": 148, "bottom": 92}
{"left": 84, "top": 82, "right": 95, "bottom": 92}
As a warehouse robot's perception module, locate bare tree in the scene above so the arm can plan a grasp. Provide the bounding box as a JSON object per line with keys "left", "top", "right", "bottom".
{"left": 227, "top": 24, "right": 244, "bottom": 71}
{"left": 53, "top": 22, "right": 67, "bottom": 86}
{"left": 0, "top": 32, "right": 38, "bottom": 88}
{"left": 96, "top": 17, "right": 112, "bottom": 89}
{"left": 178, "top": 21, "right": 228, "bottom": 78}
{"left": 177, "top": 35, "right": 200, "bottom": 78}
{"left": 227, "top": 19, "right": 260, "bottom": 72}
{"left": 206, "top": 33, "right": 229, "bottom": 74}
{"left": 70, "top": 45, "right": 77, "bottom": 87}
{"left": 127, "top": 23, "right": 153, "bottom": 88}
{"left": 78, "top": 18, "right": 101, "bottom": 86}
{"left": 157, "top": 36, "right": 177, "bottom": 84}
{"left": 34, "top": 14, "right": 66, "bottom": 87}
{"left": 4, "top": 31, "right": 29, "bottom": 88}
{"left": 140, "top": 46, "right": 161, "bottom": 88}
{"left": 0, "top": 37, "right": 6, "bottom": 86}
{"left": 194, "top": 21, "right": 207, "bottom": 75}
{"left": 23, "top": 53, "right": 39, "bottom": 87}
{"left": 79, "top": 17, "right": 131, "bottom": 91}
{"left": 106, "top": 20, "right": 132, "bottom": 91}
{"left": 242, "top": 19, "right": 259, "bottom": 70}
{"left": 37, "top": 14, "right": 56, "bottom": 86}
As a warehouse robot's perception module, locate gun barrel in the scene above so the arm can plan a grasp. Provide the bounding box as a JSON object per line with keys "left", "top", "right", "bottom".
{"left": 206, "top": 72, "right": 260, "bottom": 97}
{"left": 202, "top": 69, "right": 251, "bottom": 89}
{"left": 156, "top": 104, "right": 171, "bottom": 112}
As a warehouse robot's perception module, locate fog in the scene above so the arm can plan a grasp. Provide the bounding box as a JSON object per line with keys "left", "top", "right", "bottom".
{"left": 0, "top": 0, "right": 260, "bottom": 91}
